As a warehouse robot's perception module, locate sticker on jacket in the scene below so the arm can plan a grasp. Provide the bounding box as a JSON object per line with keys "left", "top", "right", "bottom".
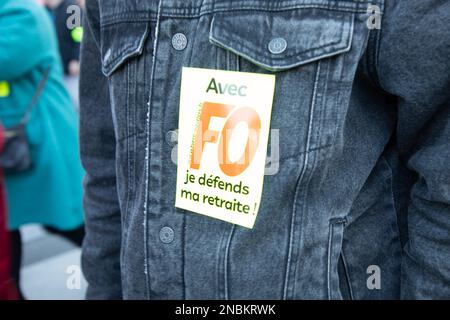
{"left": 0, "top": 82, "right": 10, "bottom": 98}
{"left": 175, "top": 67, "right": 276, "bottom": 229}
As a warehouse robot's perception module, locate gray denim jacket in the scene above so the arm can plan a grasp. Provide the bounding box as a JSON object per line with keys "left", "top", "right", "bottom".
{"left": 79, "top": 0, "right": 450, "bottom": 300}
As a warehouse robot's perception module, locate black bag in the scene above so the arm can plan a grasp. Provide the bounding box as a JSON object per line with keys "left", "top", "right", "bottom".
{"left": 0, "top": 68, "right": 50, "bottom": 174}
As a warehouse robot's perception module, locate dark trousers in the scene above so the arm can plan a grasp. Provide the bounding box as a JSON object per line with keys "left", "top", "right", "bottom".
{"left": 9, "top": 225, "right": 85, "bottom": 299}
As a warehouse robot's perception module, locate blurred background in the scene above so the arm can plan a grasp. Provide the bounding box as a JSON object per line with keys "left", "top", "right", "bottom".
{"left": 1, "top": 0, "right": 87, "bottom": 300}
{"left": 19, "top": 224, "right": 86, "bottom": 299}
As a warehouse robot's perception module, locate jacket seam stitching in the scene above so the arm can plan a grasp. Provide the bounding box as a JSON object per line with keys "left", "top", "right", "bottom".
{"left": 340, "top": 249, "right": 355, "bottom": 300}
{"left": 143, "top": 0, "right": 163, "bottom": 300}
{"left": 283, "top": 61, "right": 321, "bottom": 299}
{"left": 224, "top": 225, "right": 235, "bottom": 300}
{"left": 292, "top": 60, "right": 326, "bottom": 297}
{"left": 162, "top": 5, "right": 373, "bottom": 18}
{"left": 100, "top": 3, "right": 373, "bottom": 24}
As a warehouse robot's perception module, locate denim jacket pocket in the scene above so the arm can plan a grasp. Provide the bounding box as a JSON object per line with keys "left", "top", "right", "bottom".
{"left": 207, "top": 8, "right": 357, "bottom": 164}
{"left": 100, "top": 21, "right": 150, "bottom": 77}
{"left": 209, "top": 9, "right": 354, "bottom": 72}
{"left": 97, "top": 20, "right": 152, "bottom": 142}
{"left": 328, "top": 217, "right": 347, "bottom": 300}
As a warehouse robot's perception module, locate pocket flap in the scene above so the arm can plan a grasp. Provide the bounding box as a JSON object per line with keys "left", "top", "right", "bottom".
{"left": 100, "top": 21, "right": 150, "bottom": 76}
{"left": 209, "top": 9, "right": 354, "bottom": 71}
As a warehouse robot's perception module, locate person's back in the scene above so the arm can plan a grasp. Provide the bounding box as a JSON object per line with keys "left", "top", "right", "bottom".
{"left": 79, "top": 0, "right": 450, "bottom": 300}
{"left": 0, "top": 0, "right": 85, "bottom": 298}
{"left": 0, "top": 0, "right": 84, "bottom": 230}
{"left": 46, "top": 0, "right": 83, "bottom": 76}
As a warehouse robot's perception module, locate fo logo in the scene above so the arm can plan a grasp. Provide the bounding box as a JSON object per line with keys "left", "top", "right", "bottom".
{"left": 190, "top": 102, "right": 261, "bottom": 177}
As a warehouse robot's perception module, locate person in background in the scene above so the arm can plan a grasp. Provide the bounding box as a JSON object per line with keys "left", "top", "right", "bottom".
{"left": 0, "top": 124, "right": 19, "bottom": 300}
{"left": 45, "top": 0, "right": 84, "bottom": 76}
{"left": 45, "top": 0, "right": 84, "bottom": 108}
{"left": 0, "top": 0, "right": 85, "bottom": 299}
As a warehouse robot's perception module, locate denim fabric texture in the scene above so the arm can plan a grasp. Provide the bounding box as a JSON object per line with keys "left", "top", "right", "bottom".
{"left": 79, "top": 0, "right": 450, "bottom": 300}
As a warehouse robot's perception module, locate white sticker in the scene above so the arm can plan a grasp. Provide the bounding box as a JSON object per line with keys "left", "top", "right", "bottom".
{"left": 175, "top": 67, "right": 276, "bottom": 229}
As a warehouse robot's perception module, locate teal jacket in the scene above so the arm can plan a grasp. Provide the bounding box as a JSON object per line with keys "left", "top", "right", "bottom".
{"left": 0, "top": 0, "right": 84, "bottom": 230}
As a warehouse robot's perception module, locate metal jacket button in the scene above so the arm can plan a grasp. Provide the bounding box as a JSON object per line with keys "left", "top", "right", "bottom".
{"left": 159, "top": 226, "right": 174, "bottom": 244}
{"left": 268, "top": 37, "right": 287, "bottom": 54}
{"left": 165, "top": 130, "right": 178, "bottom": 146}
{"left": 172, "top": 33, "right": 188, "bottom": 51}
